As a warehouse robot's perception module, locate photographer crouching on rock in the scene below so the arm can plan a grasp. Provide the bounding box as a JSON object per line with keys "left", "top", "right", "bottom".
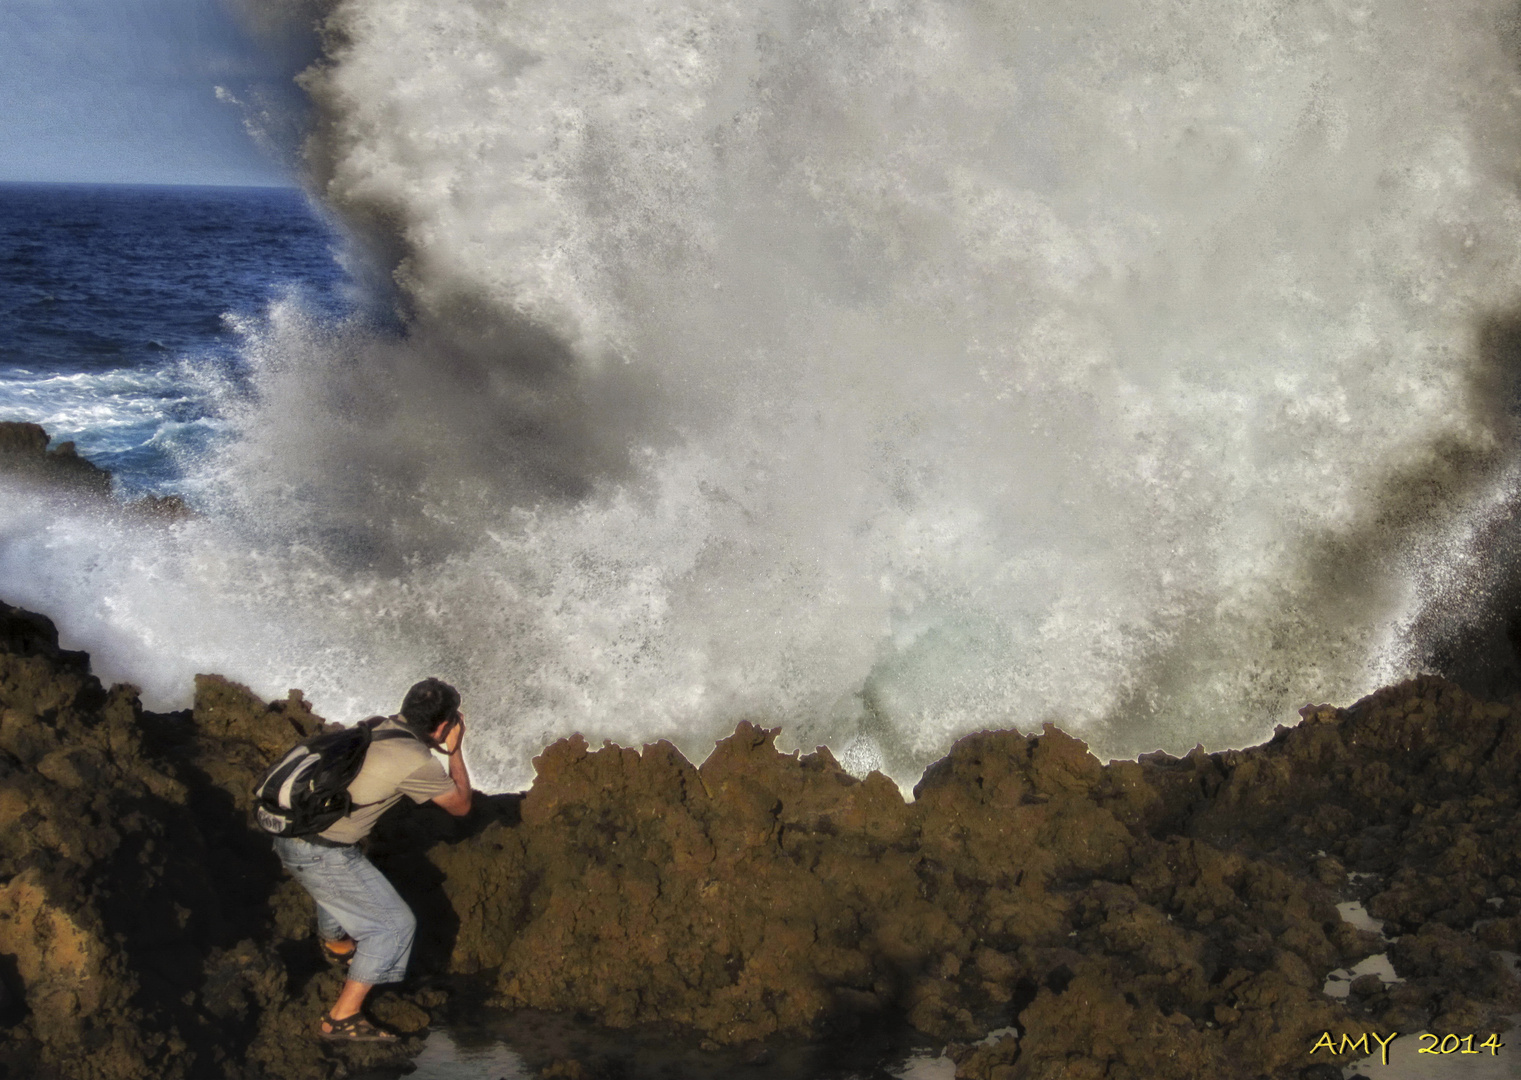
{"left": 271, "top": 678, "right": 472, "bottom": 1043}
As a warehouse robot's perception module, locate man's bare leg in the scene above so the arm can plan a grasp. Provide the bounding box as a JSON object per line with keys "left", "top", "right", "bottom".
{"left": 318, "top": 976, "right": 398, "bottom": 1041}
{"left": 327, "top": 978, "right": 372, "bottom": 1024}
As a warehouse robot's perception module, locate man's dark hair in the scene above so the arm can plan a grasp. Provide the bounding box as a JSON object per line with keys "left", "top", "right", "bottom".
{"left": 399, "top": 678, "right": 461, "bottom": 735}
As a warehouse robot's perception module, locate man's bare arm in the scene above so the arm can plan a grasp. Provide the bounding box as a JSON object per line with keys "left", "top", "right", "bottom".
{"left": 431, "top": 717, "right": 473, "bottom": 817}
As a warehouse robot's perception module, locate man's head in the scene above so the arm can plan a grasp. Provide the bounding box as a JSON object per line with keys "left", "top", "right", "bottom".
{"left": 400, "top": 678, "right": 461, "bottom": 744}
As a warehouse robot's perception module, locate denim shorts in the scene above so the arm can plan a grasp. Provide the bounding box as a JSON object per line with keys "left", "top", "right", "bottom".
{"left": 272, "top": 836, "right": 417, "bottom": 986}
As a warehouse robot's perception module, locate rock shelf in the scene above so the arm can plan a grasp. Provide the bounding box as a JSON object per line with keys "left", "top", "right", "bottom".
{"left": 2, "top": 597, "right": 1520, "bottom": 1079}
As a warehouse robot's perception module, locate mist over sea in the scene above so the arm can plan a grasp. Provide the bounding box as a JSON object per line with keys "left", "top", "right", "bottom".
{"left": 6, "top": 0, "right": 1521, "bottom": 794}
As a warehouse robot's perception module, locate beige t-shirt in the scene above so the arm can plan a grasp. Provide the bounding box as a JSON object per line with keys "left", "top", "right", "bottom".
{"left": 318, "top": 716, "right": 455, "bottom": 845}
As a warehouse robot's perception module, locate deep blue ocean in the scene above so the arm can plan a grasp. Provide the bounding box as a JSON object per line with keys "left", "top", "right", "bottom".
{"left": 0, "top": 182, "right": 349, "bottom": 494}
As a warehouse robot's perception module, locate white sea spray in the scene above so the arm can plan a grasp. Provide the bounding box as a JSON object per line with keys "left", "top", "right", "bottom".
{"left": 9, "top": 0, "right": 1521, "bottom": 790}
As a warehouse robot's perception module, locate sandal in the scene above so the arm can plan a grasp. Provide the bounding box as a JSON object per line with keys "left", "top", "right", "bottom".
{"left": 320, "top": 938, "right": 355, "bottom": 968}
{"left": 318, "top": 1010, "right": 398, "bottom": 1043}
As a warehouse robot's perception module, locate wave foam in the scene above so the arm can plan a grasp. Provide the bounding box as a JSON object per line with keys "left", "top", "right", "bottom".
{"left": 11, "top": 0, "right": 1521, "bottom": 788}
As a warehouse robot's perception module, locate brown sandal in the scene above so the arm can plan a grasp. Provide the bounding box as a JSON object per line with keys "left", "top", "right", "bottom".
{"left": 319, "top": 938, "right": 355, "bottom": 968}
{"left": 318, "top": 1011, "right": 398, "bottom": 1043}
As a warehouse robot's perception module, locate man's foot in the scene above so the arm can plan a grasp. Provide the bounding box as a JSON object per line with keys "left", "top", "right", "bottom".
{"left": 318, "top": 1010, "right": 398, "bottom": 1043}
{"left": 320, "top": 937, "right": 356, "bottom": 967}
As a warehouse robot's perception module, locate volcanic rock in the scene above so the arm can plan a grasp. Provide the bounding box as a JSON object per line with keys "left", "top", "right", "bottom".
{"left": 1, "top": 595, "right": 1520, "bottom": 1078}
{"left": 0, "top": 421, "right": 111, "bottom": 498}
{"left": 0, "top": 421, "right": 191, "bottom": 518}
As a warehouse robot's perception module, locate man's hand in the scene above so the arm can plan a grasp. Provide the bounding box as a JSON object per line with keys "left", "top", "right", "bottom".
{"left": 431, "top": 710, "right": 472, "bottom": 817}
{"left": 441, "top": 714, "right": 465, "bottom": 755}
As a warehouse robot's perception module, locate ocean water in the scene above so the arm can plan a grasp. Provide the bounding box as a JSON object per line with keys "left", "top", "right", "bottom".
{"left": 6, "top": 1, "right": 1521, "bottom": 799}
{"left": 0, "top": 182, "right": 349, "bottom": 494}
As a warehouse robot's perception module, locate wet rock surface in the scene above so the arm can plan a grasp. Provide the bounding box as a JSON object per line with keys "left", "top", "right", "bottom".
{"left": 0, "top": 421, "right": 190, "bottom": 517}
{"left": 0, "top": 421, "right": 112, "bottom": 498}
{"left": 2, "top": 596, "right": 1520, "bottom": 1078}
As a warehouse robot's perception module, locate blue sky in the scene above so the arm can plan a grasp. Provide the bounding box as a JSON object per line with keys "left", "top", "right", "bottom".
{"left": 0, "top": 0, "right": 301, "bottom": 186}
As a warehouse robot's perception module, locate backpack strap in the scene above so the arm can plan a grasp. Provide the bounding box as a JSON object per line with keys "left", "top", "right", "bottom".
{"left": 361, "top": 714, "right": 427, "bottom": 744}
{"left": 343, "top": 715, "right": 427, "bottom": 812}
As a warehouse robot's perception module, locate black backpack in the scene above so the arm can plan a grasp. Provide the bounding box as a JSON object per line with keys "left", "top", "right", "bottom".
{"left": 252, "top": 716, "right": 419, "bottom": 837}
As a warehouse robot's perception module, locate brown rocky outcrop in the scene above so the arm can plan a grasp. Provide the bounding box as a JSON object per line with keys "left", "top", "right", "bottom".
{"left": 450, "top": 721, "right": 1389, "bottom": 1080}
{"left": 0, "top": 421, "right": 190, "bottom": 517}
{"left": 0, "top": 422, "right": 112, "bottom": 498}
{"left": 0, "top": 601, "right": 442, "bottom": 1079}
{"left": 1, "top": 594, "right": 1520, "bottom": 1079}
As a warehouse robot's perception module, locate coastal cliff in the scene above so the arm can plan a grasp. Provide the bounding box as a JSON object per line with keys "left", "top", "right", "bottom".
{"left": 2, "top": 597, "right": 1519, "bottom": 1079}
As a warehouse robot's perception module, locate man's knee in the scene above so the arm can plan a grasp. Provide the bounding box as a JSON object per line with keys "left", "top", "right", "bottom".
{"left": 393, "top": 904, "right": 417, "bottom": 942}
{"left": 370, "top": 895, "right": 415, "bottom": 943}
{"left": 350, "top": 895, "right": 414, "bottom": 946}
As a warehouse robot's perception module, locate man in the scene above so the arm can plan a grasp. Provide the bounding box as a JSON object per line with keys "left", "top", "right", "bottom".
{"left": 271, "top": 677, "right": 473, "bottom": 1042}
